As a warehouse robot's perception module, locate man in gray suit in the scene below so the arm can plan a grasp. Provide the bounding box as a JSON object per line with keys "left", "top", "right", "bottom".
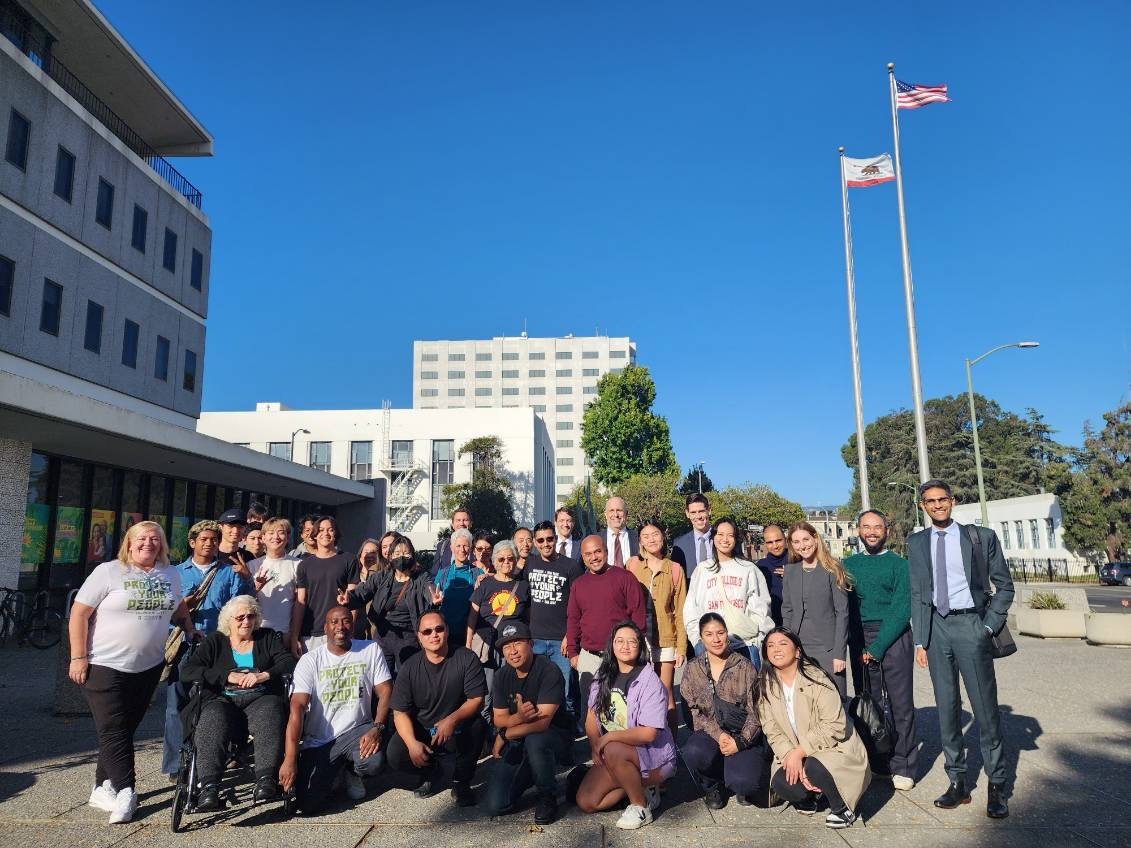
{"left": 908, "top": 479, "right": 1013, "bottom": 819}
{"left": 600, "top": 496, "right": 639, "bottom": 567}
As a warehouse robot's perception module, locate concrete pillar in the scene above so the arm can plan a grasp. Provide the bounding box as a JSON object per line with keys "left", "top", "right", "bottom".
{"left": 0, "top": 437, "right": 31, "bottom": 589}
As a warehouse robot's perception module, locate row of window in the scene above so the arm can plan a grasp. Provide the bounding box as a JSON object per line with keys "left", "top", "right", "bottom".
{"left": 421, "top": 385, "right": 597, "bottom": 397}
{"left": 1000, "top": 518, "right": 1056, "bottom": 551}
{"left": 421, "top": 350, "right": 627, "bottom": 363}
{"left": 422, "top": 368, "right": 604, "bottom": 380}
{"left": 5, "top": 108, "right": 203, "bottom": 289}
{"left": 0, "top": 254, "right": 197, "bottom": 391}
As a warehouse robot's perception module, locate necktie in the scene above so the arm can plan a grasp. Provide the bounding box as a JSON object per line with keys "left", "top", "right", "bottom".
{"left": 934, "top": 530, "right": 950, "bottom": 616}
{"left": 559, "top": 539, "right": 567, "bottom": 556}
{"left": 697, "top": 535, "right": 708, "bottom": 563}
{"left": 613, "top": 534, "right": 624, "bottom": 568}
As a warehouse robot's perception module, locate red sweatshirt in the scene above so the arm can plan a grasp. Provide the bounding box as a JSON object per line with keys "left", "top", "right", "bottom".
{"left": 566, "top": 564, "right": 647, "bottom": 656}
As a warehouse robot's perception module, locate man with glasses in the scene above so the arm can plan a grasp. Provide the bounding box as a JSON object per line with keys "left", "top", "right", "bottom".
{"left": 387, "top": 610, "right": 487, "bottom": 806}
{"left": 908, "top": 479, "right": 1014, "bottom": 819}
{"left": 843, "top": 510, "right": 917, "bottom": 791}
{"left": 280, "top": 606, "right": 392, "bottom": 813}
{"left": 755, "top": 524, "right": 788, "bottom": 625}
{"left": 524, "top": 520, "right": 583, "bottom": 720}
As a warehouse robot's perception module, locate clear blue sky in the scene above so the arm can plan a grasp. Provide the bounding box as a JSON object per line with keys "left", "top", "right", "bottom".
{"left": 102, "top": 0, "right": 1131, "bottom": 506}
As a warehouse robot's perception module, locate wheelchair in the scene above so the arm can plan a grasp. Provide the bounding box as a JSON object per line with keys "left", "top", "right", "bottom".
{"left": 170, "top": 663, "right": 295, "bottom": 832}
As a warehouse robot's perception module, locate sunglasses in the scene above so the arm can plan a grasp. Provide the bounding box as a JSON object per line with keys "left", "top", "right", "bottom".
{"left": 474, "top": 546, "right": 491, "bottom": 553}
{"left": 419, "top": 625, "right": 447, "bottom": 636}
{"left": 534, "top": 536, "right": 555, "bottom": 543}
{"left": 234, "top": 613, "right": 258, "bottom": 622}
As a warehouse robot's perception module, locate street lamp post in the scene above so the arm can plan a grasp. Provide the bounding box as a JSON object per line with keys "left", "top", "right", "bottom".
{"left": 965, "top": 341, "right": 1040, "bottom": 527}
{"left": 290, "top": 428, "right": 310, "bottom": 463}
{"left": 697, "top": 461, "right": 705, "bottom": 494}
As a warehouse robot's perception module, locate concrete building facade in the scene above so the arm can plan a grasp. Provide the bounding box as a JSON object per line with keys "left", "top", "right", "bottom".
{"left": 198, "top": 404, "right": 556, "bottom": 553}
{"left": 412, "top": 335, "right": 636, "bottom": 501}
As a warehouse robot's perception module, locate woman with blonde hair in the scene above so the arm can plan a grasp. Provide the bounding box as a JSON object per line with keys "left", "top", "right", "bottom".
{"left": 781, "top": 521, "right": 851, "bottom": 698}
{"left": 69, "top": 521, "right": 197, "bottom": 824}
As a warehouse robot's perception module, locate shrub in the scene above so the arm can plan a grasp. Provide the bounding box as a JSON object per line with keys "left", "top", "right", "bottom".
{"left": 1028, "top": 591, "right": 1067, "bottom": 610}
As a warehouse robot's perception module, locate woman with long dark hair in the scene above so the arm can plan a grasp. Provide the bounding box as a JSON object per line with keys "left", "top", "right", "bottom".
{"left": 680, "top": 612, "right": 764, "bottom": 809}
{"left": 574, "top": 621, "right": 675, "bottom": 830}
{"left": 757, "top": 627, "right": 870, "bottom": 829}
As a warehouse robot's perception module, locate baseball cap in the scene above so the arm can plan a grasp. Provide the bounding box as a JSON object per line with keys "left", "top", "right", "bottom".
{"left": 495, "top": 621, "right": 532, "bottom": 648}
{"left": 217, "top": 508, "right": 247, "bottom": 525}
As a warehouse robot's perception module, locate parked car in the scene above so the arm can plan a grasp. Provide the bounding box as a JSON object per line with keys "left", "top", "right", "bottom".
{"left": 1098, "top": 562, "right": 1131, "bottom": 586}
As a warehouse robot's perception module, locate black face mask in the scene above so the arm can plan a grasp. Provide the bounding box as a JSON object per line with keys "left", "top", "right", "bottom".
{"left": 391, "top": 556, "right": 413, "bottom": 572}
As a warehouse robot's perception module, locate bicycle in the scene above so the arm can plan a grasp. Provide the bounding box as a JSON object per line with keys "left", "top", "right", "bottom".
{"left": 0, "top": 588, "right": 64, "bottom": 649}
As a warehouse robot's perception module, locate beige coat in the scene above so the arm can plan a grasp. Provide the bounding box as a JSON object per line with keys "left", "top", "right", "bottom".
{"left": 758, "top": 670, "right": 871, "bottom": 810}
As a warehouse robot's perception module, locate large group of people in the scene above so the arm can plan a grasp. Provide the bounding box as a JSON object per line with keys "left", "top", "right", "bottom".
{"left": 68, "top": 477, "right": 1015, "bottom": 829}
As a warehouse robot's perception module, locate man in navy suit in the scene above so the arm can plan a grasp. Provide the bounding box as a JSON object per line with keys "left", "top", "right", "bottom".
{"left": 553, "top": 507, "right": 581, "bottom": 561}
{"left": 431, "top": 507, "right": 471, "bottom": 577}
{"left": 671, "top": 493, "right": 713, "bottom": 580}
{"left": 600, "top": 496, "right": 639, "bottom": 567}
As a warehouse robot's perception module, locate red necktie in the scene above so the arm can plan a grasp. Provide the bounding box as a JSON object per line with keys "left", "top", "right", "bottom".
{"left": 614, "top": 534, "right": 624, "bottom": 568}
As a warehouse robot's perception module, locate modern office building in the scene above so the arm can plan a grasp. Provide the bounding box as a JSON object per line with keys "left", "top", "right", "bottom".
{"left": 412, "top": 335, "right": 637, "bottom": 501}
{"left": 198, "top": 404, "right": 556, "bottom": 553}
{"left": 0, "top": 0, "right": 375, "bottom": 597}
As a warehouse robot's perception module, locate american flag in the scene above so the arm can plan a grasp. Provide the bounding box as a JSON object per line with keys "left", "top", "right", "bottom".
{"left": 896, "top": 79, "right": 950, "bottom": 109}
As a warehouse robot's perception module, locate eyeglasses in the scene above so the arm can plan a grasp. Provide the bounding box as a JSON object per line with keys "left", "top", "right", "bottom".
{"left": 474, "top": 545, "right": 491, "bottom": 553}
{"left": 419, "top": 625, "right": 447, "bottom": 636}
{"left": 613, "top": 638, "right": 640, "bottom": 647}
{"left": 922, "top": 497, "right": 952, "bottom": 506}
{"left": 234, "top": 613, "right": 258, "bottom": 622}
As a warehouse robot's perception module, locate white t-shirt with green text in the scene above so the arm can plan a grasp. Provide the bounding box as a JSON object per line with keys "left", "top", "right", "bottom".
{"left": 292, "top": 640, "right": 391, "bottom": 747}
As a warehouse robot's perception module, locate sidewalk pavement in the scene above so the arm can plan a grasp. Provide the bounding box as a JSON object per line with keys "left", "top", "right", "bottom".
{"left": 1, "top": 633, "right": 1129, "bottom": 848}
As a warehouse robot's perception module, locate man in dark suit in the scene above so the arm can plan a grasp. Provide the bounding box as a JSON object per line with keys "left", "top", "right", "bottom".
{"left": 671, "top": 493, "right": 713, "bottom": 580}
{"left": 908, "top": 479, "right": 1014, "bottom": 819}
{"left": 553, "top": 507, "right": 581, "bottom": 561}
{"left": 430, "top": 507, "right": 471, "bottom": 578}
{"left": 600, "top": 496, "right": 639, "bottom": 567}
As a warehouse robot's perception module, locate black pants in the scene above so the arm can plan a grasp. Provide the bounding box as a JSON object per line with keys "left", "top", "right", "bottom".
{"left": 681, "top": 730, "right": 766, "bottom": 798}
{"left": 386, "top": 717, "right": 486, "bottom": 785}
{"left": 850, "top": 624, "right": 918, "bottom": 779}
{"left": 377, "top": 626, "right": 420, "bottom": 675}
{"left": 295, "top": 723, "right": 388, "bottom": 814}
{"left": 192, "top": 694, "right": 287, "bottom": 784}
{"left": 82, "top": 662, "right": 164, "bottom": 790}
{"left": 771, "top": 757, "right": 845, "bottom": 812}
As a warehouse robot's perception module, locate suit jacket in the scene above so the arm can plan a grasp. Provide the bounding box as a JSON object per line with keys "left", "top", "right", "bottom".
{"left": 555, "top": 536, "right": 581, "bottom": 562}
{"left": 430, "top": 538, "right": 454, "bottom": 579}
{"left": 781, "top": 563, "right": 849, "bottom": 665}
{"left": 601, "top": 527, "right": 639, "bottom": 563}
{"left": 671, "top": 529, "right": 712, "bottom": 579}
{"left": 907, "top": 521, "right": 1014, "bottom": 649}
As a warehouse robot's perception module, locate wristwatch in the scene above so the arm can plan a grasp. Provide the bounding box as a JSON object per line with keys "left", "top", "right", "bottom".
{"left": 372, "top": 722, "right": 386, "bottom": 732}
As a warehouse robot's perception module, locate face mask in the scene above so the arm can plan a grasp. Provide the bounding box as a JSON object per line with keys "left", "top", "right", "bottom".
{"left": 392, "top": 556, "right": 413, "bottom": 572}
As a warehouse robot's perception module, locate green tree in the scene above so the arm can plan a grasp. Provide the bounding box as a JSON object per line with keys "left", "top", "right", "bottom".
{"left": 581, "top": 365, "right": 678, "bottom": 487}
{"left": 440, "top": 436, "right": 517, "bottom": 540}
{"left": 562, "top": 472, "right": 685, "bottom": 536}
{"left": 678, "top": 465, "right": 715, "bottom": 495}
{"left": 709, "top": 485, "right": 805, "bottom": 530}
{"left": 1058, "top": 403, "right": 1131, "bottom": 562}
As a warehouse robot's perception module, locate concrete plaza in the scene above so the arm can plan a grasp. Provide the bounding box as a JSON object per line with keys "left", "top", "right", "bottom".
{"left": 1, "top": 630, "right": 1129, "bottom": 848}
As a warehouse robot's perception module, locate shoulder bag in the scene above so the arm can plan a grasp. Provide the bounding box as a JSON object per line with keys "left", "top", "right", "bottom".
{"left": 964, "top": 525, "right": 1018, "bottom": 659}
{"left": 706, "top": 667, "right": 749, "bottom": 743}
{"left": 160, "top": 564, "right": 221, "bottom": 683}
{"left": 470, "top": 585, "right": 517, "bottom": 663}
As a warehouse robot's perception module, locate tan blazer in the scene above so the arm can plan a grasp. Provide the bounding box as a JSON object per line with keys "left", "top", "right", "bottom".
{"left": 758, "top": 669, "right": 871, "bottom": 810}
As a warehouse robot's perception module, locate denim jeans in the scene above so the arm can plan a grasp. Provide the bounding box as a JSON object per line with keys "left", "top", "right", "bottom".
{"left": 532, "top": 639, "right": 576, "bottom": 719}
{"left": 485, "top": 727, "right": 572, "bottom": 815}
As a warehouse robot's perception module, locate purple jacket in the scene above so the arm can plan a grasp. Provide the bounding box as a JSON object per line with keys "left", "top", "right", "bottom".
{"left": 588, "top": 663, "right": 676, "bottom": 779}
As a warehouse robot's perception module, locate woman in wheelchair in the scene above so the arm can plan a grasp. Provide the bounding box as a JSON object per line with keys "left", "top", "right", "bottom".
{"left": 180, "top": 595, "right": 296, "bottom": 810}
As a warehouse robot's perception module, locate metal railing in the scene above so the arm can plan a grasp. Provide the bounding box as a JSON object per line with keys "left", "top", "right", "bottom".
{"left": 1, "top": 7, "right": 203, "bottom": 209}
{"left": 1008, "top": 557, "right": 1098, "bottom": 584}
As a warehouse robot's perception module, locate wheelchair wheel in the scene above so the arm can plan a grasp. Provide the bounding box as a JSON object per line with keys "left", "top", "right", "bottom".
{"left": 170, "top": 784, "right": 187, "bottom": 833}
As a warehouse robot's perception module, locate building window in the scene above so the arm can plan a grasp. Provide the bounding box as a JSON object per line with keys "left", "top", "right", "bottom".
{"left": 475, "top": 370, "right": 492, "bottom": 379}
{"left": 83, "top": 300, "right": 103, "bottom": 353}
{"left": 502, "top": 387, "right": 519, "bottom": 396}
{"left": 392, "top": 440, "right": 413, "bottom": 467}
{"left": 448, "top": 388, "right": 465, "bottom": 397}
{"left": 448, "top": 353, "right": 465, "bottom": 361}
{"left": 475, "top": 352, "right": 492, "bottom": 361}
{"left": 421, "top": 353, "right": 438, "bottom": 362}
{"left": 555, "top": 351, "right": 573, "bottom": 360}
{"left": 528, "top": 387, "right": 545, "bottom": 395}
{"left": 556, "top": 475, "right": 574, "bottom": 485}
{"left": 528, "top": 369, "right": 546, "bottom": 378}
{"left": 163, "top": 228, "right": 177, "bottom": 272}
{"left": 557, "top": 457, "right": 574, "bottom": 466}
{"left": 610, "top": 350, "right": 627, "bottom": 359}
{"left": 582, "top": 368, "right": 599, "bottom": 377}
{"left": 0, "top": 255, "right": 14, "bottom": 317}
{"left": 309, "top": 442, "right": 331, "bottom": 473}
{"left": 154, "top": 335, "right": 170, "bottom": 381}
{"left": 502, "top": 369, "right": 518, "bottom": 378}
{"left": 131, "top": 205, "right": 147, "bottom": 253}
{"left": 475, "top": 387, "right": 492, "bottom": 396}
{"left": 421, "top": 371, "right": 438, "bottom": 379}
{"left": 556, "top": 403, "right": 573, "bottom": 412}
{"left": 556, "top": 421, "right": 574, "bottom": 431}
{"left": 502, "top": 352, "right": 519, "bottom": 361}
{"left": 183, "top": 349, "right": 198, "bottom": 392}
{"left": 583, "top": 386, "right": 597, "bottom": 395}
{"left": 5, "top": 109, "right": 29, "bottom": 170}
{"left": 556, "top": 439, "right": 573, "bottom": 448}
{"left": 431, "top": 439, "right": 455, "bottom": 515}
{"left": 1014, "top": 520, "right": 1025, "bottom": 550}
{"left": 532, "top": 404, "right": 546, "bottom": 412}
{"left": 39, "top": 279, "right": 62, "bottom": 335}
{"left": 556, "top": 368, "right": 572, "bottom": 377}
{"left": 95, "top": 178, "right": 114, "bottom": 228}
{"left": 1030, "top": 519, "right": 1041, "bottom": 549}
{"left": 268, "top": 442, "right": 291, "bottom": 461}
{"left": 582, "top": 351, "right": 599, "bottom": 359}
{"left": 1000, "top": 522, "right": 1011, "bottom": 551}
{"left": 448, "top": 370, "right": 465, "bottom": 379}
{"left": 556, "top": 386, "right": 572, "bottom": 395}
{"left": 610, "top": 368, "right": 624, "bottom": 375}
{"left": 121, "top": 319, "right": 139, "bottom": 368}
{"left": 1045, "top": 518, "right": 1056, "bottom": 548}
{"left": 528, "top": 352, "right": 545, "bottom": 360}
{"left": 190, "top": 249, "right": 203, "bottom": 290}
{"left": 53, "top": 146, "right": 75, "bottom": 202}
{"left": 420, "top": 388, "right": 439, "bottom": 397}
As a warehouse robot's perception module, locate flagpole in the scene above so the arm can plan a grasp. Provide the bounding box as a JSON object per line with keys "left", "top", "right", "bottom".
{"left": 839, "top": 147, "right": 871, "bottom": 511}
{"left": 887, "top": 61, "right": 932, "bottom": 484}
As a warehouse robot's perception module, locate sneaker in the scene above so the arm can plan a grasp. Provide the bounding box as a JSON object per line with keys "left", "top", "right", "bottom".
{"left": 413, "top": 778, "right": 437, "bottom": 799}
{"left": 615, "top": 803, "right": 653, "bottom": 830}
{"left": 643, "top": 785, "right": 661, "bottom": 812}
{"left": 826, "top": 808, "right": 858, "bottom": 829}
{"left": 793, "top": 797, "right": 818, "bottom": 815}
{"left": 533, "top": 792, "right": 558, "bottom": 825}
{"left": 892, "top": 774, "right": 915, "bottom": 791}
{"left": 108, "top": 787, "right": 138, "bottom": 824}
{"left": 343, "top": 769, "right": 366, "bottom": 801}
{"left": 88, "top": 780, "right": 117, "bottom": 811}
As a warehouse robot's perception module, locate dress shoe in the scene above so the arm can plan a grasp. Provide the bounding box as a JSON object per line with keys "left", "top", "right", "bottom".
{"left": 933, "top": 782, "right": 971, "bottom": 809}
{"left": 987, "top": 782, "right": 1009, "bottom": 819}
{"left": 195, "top": 782, "right": 223, "bottom": 812}
{"left": 703, "top": 785, "right": 726, "bottom": 810}
{"left": 533, "top": 792, "right": 558, "bottom": 825}
{"left": 253, "top": 775, "right": 279, "bottom": 803}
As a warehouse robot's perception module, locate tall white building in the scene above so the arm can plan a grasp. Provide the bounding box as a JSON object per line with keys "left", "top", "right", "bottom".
{"left": 413, "top": 335, "right": 637, "bottom": 501}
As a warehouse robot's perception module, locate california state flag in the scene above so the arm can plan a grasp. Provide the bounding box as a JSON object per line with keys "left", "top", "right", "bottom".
{"left": 843, "top": 154, "right": 895, "bottom": 188}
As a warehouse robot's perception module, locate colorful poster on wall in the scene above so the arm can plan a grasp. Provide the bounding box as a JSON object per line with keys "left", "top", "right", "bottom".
{"left": 21, "top": 503, "right": 49, "bottom": 563}
{"left": 121, "top": 512, "right": 143, "bottom": 536}
{"left": 53, "top": 506, "right": 84, "bottom": 563}
{"left": 87, "top": 510, "right": 116, "bottom": 566}
{"left": 170, "top": 516, "right": 190, "bottom": 563}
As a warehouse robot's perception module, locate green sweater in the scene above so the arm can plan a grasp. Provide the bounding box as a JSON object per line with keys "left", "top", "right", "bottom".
{"left": 842, "top": 550, "right": 911, "bottom": 661}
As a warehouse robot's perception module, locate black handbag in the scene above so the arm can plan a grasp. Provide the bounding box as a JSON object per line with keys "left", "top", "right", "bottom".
{"left": 848, "top": 662, "right": 896, "bottom": 756}
{"left": 965, "top": 525, "right": 1018, "bottom": 659}
{"left": 707, "top": 674, "right": 749, "bottom": 740}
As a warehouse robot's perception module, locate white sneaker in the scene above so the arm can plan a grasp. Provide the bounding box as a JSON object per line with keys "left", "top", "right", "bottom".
{"left": 892, "top": 774, "right": 915, "bottom": 791}
{"left": 108, "top": 786, "right": 137, "bottom": 824}
{"left": 644, "top": 785, "right": 661, "bottom": 812}
{"left": 88, "top": 780, "right": 117, "bottom": 811}
{"left": 342, "top": 769, "right": 366, "bottom": 801}
{"left": 615, "top": 803, "right": 653, "bottom": 830}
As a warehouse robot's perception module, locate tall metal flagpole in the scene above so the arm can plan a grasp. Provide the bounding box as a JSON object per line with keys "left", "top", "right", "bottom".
{"left": 887, "top": 61, "right": 932, "bottom": 484}
{"left": 838, "top": 147, "right": 871, "bottom": 510}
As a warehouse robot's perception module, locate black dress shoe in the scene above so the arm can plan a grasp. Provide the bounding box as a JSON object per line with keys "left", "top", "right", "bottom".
{"left": 704, "top": 785, "right": 727, "bottom": 810}
{"left": 253, "top": 775, "right": 279, "bottom": 803}
{"left": 195, "top": 782, "right": 223, "bottom": 812}
{"left": 533, "top": 792, "right": 558, "bottom": 825}
{"left": 735, "top": 794, "right": 754, "bottom": 806}
{"left": 987, "top": 783, "right": 1009, "bottom": 819}
{"left": 934, "top": 782, "right": 972, "bottom": 809}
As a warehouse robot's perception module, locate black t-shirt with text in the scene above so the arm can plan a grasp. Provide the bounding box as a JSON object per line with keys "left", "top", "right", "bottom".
{"left": 524, "top": 556, "right": 583, "bottom": 641}
{"left": 391, "top": 646, "right": 487, "bottom": 729}
{"left": 469, "top": 577, "right": 530, "bottom": 638}
{"left": 492, "top": 654, "right": 573, "bottom": 734}
{"left": 295, "top": 552, "right": 358, "bottom": 637}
